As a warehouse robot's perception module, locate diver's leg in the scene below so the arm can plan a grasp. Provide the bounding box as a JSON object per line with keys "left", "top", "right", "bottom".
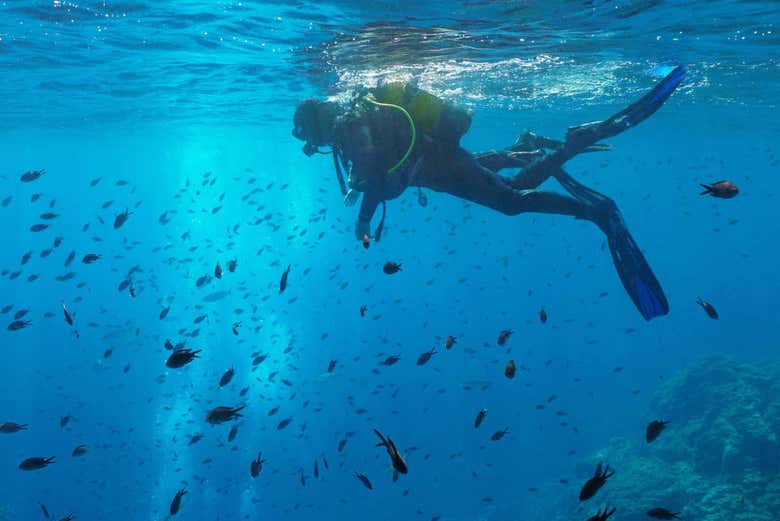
{"left": 421, "top": 148, "right": 596, "bottom": 219}
{"left": 508, "top": 130, "right": 612, "bottom": 154}
{"left": 473, "top": 150, "right": 544, "bottom": 173}
{"left": 421, "top": 149, "right": 668, "bottom": 319}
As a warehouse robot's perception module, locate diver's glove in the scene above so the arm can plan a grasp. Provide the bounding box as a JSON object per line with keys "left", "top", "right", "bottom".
{"left": 344, "top": 189, "right": 360, "bottom": 207}
{"left": 355, "top": 219, "right": 371, "bottom": 241}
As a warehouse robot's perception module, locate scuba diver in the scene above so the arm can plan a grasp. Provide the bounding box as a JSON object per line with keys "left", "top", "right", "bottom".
{"left": 292, "top": 66, "right": 686, "bottom": 320}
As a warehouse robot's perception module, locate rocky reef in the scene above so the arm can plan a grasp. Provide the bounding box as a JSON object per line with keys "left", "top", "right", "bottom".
{"left": 573, "top": 356, "right": 780, "bottom": 521}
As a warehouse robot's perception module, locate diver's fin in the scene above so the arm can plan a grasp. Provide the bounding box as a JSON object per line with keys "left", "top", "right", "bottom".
{"left": 606, "top": 213, "right": 669, "bottom": 321}
{"left": 604, "top": 65, "right": 686, "bottom": 130}
{"left": 563, "top": 66, "right": 686, "bottom": 155}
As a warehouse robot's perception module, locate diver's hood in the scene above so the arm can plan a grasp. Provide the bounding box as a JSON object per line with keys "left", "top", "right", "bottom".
{"left": 292, "top": 98, "right": 339, "bottom": 152}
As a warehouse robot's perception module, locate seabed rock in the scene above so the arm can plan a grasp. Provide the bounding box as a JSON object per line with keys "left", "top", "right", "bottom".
{"left": 545, "top": 356, "right": 780, "bottom": 521}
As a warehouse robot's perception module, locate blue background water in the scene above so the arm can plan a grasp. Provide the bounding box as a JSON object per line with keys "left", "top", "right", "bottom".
{"left": 0, "top": 1, "right": 778, "bottom": 520}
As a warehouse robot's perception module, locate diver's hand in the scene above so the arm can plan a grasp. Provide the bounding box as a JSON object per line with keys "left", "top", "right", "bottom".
{"left": 355, "top": 219, "right": 371, "bottom": 241}
{"left": 344, "top": 189, "right": 360, "bottom": 207}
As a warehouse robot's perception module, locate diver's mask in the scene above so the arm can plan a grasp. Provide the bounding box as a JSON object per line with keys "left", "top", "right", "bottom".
{"left": 302, "top": 142, "right": 319, "bottom": 156}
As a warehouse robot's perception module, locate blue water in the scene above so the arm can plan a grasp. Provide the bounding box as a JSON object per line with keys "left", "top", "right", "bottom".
{"left": 1, "top": 1, "right": 778, "bottom": 520}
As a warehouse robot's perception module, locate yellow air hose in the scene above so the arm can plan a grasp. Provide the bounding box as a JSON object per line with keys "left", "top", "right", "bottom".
{"left": 363, "top": 96, "right": 416, "bottom": 174}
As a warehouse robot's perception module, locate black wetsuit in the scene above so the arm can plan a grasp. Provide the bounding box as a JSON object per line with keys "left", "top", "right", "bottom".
{"left": 334, "top": 103, "right": 595, "bottom": 230}
{"left": 327, "top": 65, "right": 686, "bottom": 321}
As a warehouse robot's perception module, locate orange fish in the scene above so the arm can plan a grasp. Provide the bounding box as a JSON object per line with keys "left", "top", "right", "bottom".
{"left": 700, "top": 180, "right": 738, "bottom": 199}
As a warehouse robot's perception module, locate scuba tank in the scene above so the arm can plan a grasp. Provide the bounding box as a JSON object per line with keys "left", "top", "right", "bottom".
{"left": 371, "top": 82, "right": 472, "bottom": 147}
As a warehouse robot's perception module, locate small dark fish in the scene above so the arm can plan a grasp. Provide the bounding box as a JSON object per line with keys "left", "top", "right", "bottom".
{"left": 71, "top": 444, "right": 88, "bottom": 457}
{"left": 381, "top": 355, "right": 400, "bottom": 366}
{"left": 474, "top": 409, "right": 487, "bottom": 429}
{"left": 30, "top": 223, "right": 49, "bottom": 232}
{"left": 587, "top": 505, "right": 617, "bottom": 521}
{"left": 338, "top": 439, "right": 347, "bottom": 452}
{"left": 540, "top": 308, "right": 548, "bottom": 323}
{"left": 159, "top": 306, "right": 170, "bottom": 320}
{"left": 103, "top": 347, "right": 113, "bottom": 358}
{"left": 219, "top": 368, "right": 235, "bottom": 387}
{"left": 250, "top": 451, "right": 266, "bottom": 477}
{"left": 232, "top": 321, "right": 240, "bottom": 335}
{"left": 113, "top": 209, "right": 132, "bottom": 229}
{"left": 170, "top": 489, "right": 186, "bottom": 516}
{"left": 647, "top": 507, "right": 681, "bottom": 519}
{"left": 327, "top": 359, "right": 337, "bottom": 373}
{"left": 277, "top": 418, "right": 292, "bottom": 430}
{"left": 195, "top": 274, "right": 211, "bottom": 288}
{"left": 214, "top": 261, "right": 222, "bottom": 279}
{"left": 445, "top": 335, "right": 457, "bottom": 349}
{"left": 313, "top": 460, "right": 319, "bottom": 479}
{"left": 360, "top": 304, "right": 367, "bottom": 317}
{"left": 188, "top": 434, "right": 203, "bottom": 446}
{"left": 20, "top": 169, "right": 45, "bottom": 182}
{"left": 64, "top": 251, "right": 75, "bottom": 267}
{"left": 228, "top": 424, "right": 239, "bottom": 442}
{"left": 696, "top": 298, "right": 718, "bottom": 319}
{"left": 203, "top": 290, "right": 230, "bottom": 302}
{"left": 383, "top": 261, "right": 402, "bottom": 274}
{"left": 362, "top": 234, "right": 370, "bottom": 249}
{"left": 8, "top": 320, "right": 31, "bottom": 331}
{"left": 90, "top": 177, "right": 101, "bottom": 186}
{"left": 205, "top": 405, "right": 245, "bottom": 424}
{"left": 227, "top": 259, "right": 237, "bottom": 272}
{"left": 355, "top": 472, "right": 373, "bottom": 490}
{"left": 82, "top": 253, "right": 100, "bottom": 264}
{"left": 0, "top": 422, "right": 28, "bottom": 433}
{"left": 504, "top": 360, "right": 516, "bottom": 379}
{"left": 60, "top": 415, "right": 72, "bottom": 428}
{"left": 490, "top": 428, "right": 509, "bottom": 441}
{"left": 646, "top": 420, "right": 669, "bottom": 443}
{"left": 40, "top": 212, "right": 59, "bottom": 220}
{"left": 579, "top": 462, "right": 614, "bottom": 501}
{"left": 39, "top": 502, "right": 51, "bottom": 518}
{"left": 166, "top": 348, "right": 201, "bottom": 368}
{"left": 267, "top": 406, "right": 279, "bottom": 416}
{"left": 19, "top": 456, "right": 55, "bottom": 470}
{"left": 62, "top": 303, "right": 74, "bottom": 326}
{"left": 374, "top": 428, "right": 407, "bottom": 474}
{"left": 700, "top": 180, "right": 738, "bottom": 198}
{"left": 279, "top": 264, "right": 291, "bottom": 294}
{"left": 21, "top": 251, "right": 32, "bottom": 265}
{"left": 416, "top": 348, "right": 436, "bottom": 366}
{"left": 14, "top": 309, "right": 29, "bottom": 320}
{"left": 497, "top": 329, "right": 512, "bottom": 345}
{"left": 53, "top": 236, "right": 62, "bottom": 247}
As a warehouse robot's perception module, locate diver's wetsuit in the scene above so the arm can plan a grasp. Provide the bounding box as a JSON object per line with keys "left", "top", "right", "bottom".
{"left": 334, "top": 106, "right": 597, "bottom": 227}
{"left": 330, "top": 65, "right": 685, "bottom": 320}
